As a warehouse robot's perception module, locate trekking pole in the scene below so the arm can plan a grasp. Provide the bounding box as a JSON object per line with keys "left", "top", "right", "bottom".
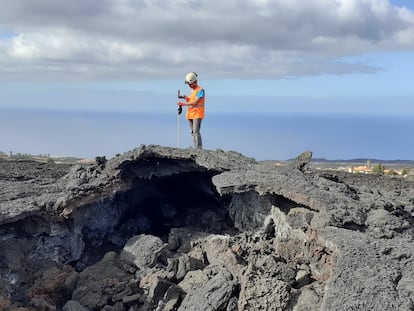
{"left": 177, "top": 90, "right": 184, "bottom": 148}
{"left": 177, "top": 112, "right": 180, "bottom": 148}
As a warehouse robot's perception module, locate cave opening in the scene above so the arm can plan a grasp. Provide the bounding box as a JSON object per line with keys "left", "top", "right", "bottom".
{"left": 76, "top": 170, "right": 236, "bottom": 269}
{"left": 115, "top": 170, "right": 235, "bottom": 239}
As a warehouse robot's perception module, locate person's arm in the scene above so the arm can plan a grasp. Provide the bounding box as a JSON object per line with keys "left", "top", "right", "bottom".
{"left": 183, "top": 89, "right": 204, "bottom": 106}
{"left": 178, "top": 89, "right": 204, "bottom": 106}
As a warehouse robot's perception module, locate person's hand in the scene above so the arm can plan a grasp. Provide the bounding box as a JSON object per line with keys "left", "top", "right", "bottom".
{"left": 178, "top": 102, "right": 185, "bottom": 106}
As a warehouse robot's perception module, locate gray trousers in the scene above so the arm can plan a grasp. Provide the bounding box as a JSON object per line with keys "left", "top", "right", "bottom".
{"left": 188, "top": 118, "right": 203, "bottom": 149}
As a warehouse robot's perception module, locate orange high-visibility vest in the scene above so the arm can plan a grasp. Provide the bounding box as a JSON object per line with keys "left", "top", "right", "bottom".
{"left": 186, "top": 85, "right": 205, "bottom": 119}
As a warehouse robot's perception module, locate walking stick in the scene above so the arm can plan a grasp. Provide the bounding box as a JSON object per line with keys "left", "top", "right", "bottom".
{"left": 177, "top": 111, "right": 181, "bottom": 148}
{"left": 177, "top": 90, "right": 184, "bottom": 148}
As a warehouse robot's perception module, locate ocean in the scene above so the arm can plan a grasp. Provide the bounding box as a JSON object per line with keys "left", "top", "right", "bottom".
{"left": 1, "top": 109, "right": 413, "bottom": 161}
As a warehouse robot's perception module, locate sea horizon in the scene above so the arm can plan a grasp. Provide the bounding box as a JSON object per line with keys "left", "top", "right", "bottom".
{"left": 1, "top": 108, "right": 413, "bottom": 161}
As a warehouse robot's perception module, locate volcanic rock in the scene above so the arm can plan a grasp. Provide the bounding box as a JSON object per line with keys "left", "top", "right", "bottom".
{"left": 1, "top": 145, "right": 414, "bottom": 310}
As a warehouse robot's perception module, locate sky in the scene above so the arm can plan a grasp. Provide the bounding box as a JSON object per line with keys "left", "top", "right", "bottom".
{"left": 0, "top": 0, "right": 413, "bottom": 159}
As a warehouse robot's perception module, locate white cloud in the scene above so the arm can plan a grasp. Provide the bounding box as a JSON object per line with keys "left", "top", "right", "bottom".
{"left": 0, "top": 0, "right": 413, "bottom": 80}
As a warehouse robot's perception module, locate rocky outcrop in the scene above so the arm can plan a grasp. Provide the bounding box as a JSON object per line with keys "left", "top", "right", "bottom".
{"left": 1, "top": 145, "right": 414, "bottom": 310}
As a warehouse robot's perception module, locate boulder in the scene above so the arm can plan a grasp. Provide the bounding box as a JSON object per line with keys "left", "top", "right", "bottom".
{"left": 71, "top": 252, "right": 136, "bottom": 310}
{"left": 238, "top": 263, "right": 292, "bottom": 311}
{"left": 120, "top": 234, "right": 167, "bottom": 269}
{"left": 178, "top": 266, "right": 237, "bottom": 311}
{"left": 291, "top": 150, "right": 313, "bottom": 172}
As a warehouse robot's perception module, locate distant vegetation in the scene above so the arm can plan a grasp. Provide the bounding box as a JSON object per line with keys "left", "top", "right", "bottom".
{"left": 309, "top": 158, "right": 413, "bottom": 179}
{"left": 371, "top": 164, "right": 385, "bottom": 175}
{"left": 312, "top": 158, "right": 414, "bottom": 166}
{"left": 0, "top": 150, "right": 81, "bottom": 164}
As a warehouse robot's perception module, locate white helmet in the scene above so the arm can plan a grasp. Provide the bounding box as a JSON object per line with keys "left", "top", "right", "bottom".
{"left": 185, "top": 72, "right": 198, "bottom": 84}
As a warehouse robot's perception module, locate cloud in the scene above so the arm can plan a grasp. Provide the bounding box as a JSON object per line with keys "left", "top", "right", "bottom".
{"left": 0, "top": 0, "right": 413, "bottom": 81}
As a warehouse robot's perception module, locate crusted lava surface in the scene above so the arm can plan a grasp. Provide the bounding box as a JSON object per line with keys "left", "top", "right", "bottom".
{"left": 1, "top": 146, "right": 413, "bottom": 311}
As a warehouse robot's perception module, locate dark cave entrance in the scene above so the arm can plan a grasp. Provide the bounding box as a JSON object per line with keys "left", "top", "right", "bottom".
{"left": 76, "top": 170, "right": 235, "bottom": 269}
{"left": 115, "top": 171, "right": 234, "bottom": 239}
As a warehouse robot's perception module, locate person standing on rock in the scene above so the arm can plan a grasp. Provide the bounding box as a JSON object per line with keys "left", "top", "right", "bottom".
{"left": 177, "top": 72, "right": 205, "bottom": 149}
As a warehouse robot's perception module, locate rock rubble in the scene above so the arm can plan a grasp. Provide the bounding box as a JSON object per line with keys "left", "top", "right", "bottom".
{"left": 0, "top": 145, "right": 413, "bottom": 310}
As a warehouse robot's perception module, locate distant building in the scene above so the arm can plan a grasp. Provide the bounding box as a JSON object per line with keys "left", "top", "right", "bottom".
{"left": 350, "top": 165, "right": 371, "bottom": 174}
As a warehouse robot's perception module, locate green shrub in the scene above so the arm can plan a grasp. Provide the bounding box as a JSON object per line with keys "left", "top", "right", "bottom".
{"left": 372, "top": 164, "right": 385, "bottom": 175}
